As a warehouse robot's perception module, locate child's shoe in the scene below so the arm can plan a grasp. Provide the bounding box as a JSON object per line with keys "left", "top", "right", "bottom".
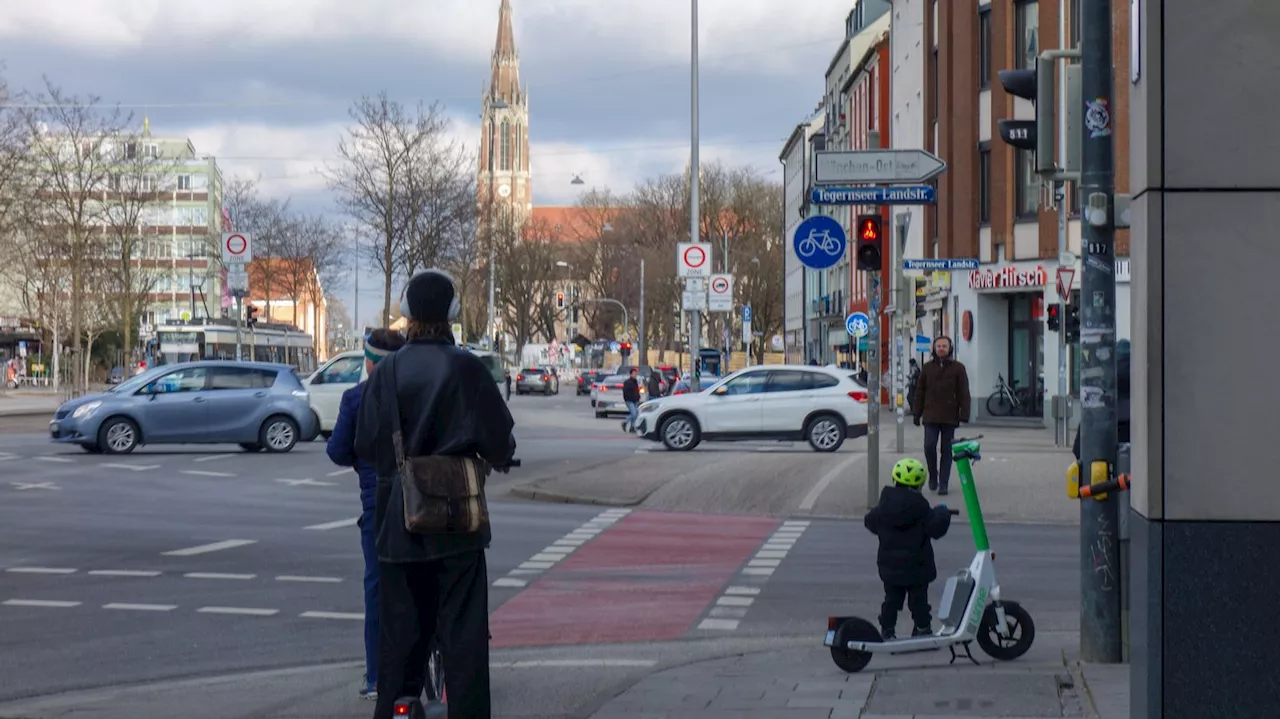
{"left": 880, "top": 626, "right": 896, "bottom": 641}
{"left": 912, "top": 625, "right": 933, "bottom": 637}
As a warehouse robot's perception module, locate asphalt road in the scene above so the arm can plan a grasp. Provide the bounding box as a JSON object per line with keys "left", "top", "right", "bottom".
{"left": 0, "top": 394, "right": 1083, "bottom": 718}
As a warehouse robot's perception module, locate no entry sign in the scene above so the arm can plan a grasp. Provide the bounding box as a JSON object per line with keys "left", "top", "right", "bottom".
{"left": 221, "top": 232, "right": 253, "bottom": 264}
{"left": 677, "top": 242, "right": 710, "bottom": 277}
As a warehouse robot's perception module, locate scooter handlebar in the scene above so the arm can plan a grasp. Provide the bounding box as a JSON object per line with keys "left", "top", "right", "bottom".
{"left": 947, "top": 509, "right": 960, "bottom": 515}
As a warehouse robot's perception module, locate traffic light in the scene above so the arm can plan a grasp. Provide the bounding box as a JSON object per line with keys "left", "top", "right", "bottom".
{"left": 996, "top": 54, "right": 1082, "bottom": 175}
{"left": 1064, "top": 303, "right": 1081, "bottom": 343}
{"left": 555, "top": 291, "right": 565, "bottom": 310}
{"left": 619, "top": 341, "right": 632, "bottom": 357}
{"left": 1046, "top": 304, "right": 1061, "bottom": 332}
{"left": 855, "top": 214, "right": 882, "bottom": 271}
{"left": 245, "top": 304, "right": 259, "bottom": 328}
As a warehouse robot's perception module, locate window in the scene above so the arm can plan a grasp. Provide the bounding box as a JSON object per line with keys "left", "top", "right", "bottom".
{"left": 978, "top": 8, "right": 992, "bottom": 89}
{"left": 1069, "top": 0, "right": 1081, "bottom": 48}
{"left": 108, "top": 174, "right": 122, "bottom": 192}
{"left": 765, "top": 371, "right": 812, "bottom": 393}
{"left": 930, "top": 48, "right": 938, "bottom": 122}
{"left": 151, "top": 367, "right": 206, "bottom": 393}
{"left": 1016, "top": 0, "right": 1039, "bottom": 70}
{"left": 515, "top": 123, "right": 522, "bottom": 171}
{"left": 978, "top": 143, "right": 991, "bottom": 224}
{"left": 487, "top": 121, "right": 496, "bottom": 171}
{"left": 208, "top": 367, "right": 275, "bottom": 390}
{"left": 177, "top": 175, "right": 192, "bottom": 191}
{"left": 1015, "top": 149, "right": 1039, "bottom": 219}
{"left": 145, "top": 144, "right": 159, "bottom": 159}
{"left": 808, "top": 372, "right": 840, "bottom": 389}
{"left": 499, "top": 119, "right": 511, "bottom": 170}
{"left": 141, "top": 176, "right": 156, "bottom": 192}
{"left": 718, "top": 371, "right": 768, "bottom": 395}
{"left": 124, "top": 143, "right": 138, "bottom": 159}
{"left": 314, "top": 356, "right": 363, "bottom": 385}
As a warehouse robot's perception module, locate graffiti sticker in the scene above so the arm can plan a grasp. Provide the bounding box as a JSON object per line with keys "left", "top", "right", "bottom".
{"left": 1085, "top": 98, "right": 1112, "bottom": 138}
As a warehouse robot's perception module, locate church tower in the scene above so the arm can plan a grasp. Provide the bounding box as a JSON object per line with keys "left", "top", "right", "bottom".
{"left": 477, "top": 0, "right": 531, "bottom": 219}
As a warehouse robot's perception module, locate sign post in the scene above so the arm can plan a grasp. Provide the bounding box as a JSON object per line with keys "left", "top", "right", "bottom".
{"left": 678, "top": 242, "right": 711, "bottom": 389}
{"left": 893, "top": 213, "right": 912, "bottom": 453}
{"left": 742, "top": 305, "right": 753, "bottom": 363}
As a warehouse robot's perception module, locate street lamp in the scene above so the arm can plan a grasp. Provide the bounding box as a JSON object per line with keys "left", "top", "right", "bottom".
{"left": 570, "top": 174, "right": 585, "bottom": 185}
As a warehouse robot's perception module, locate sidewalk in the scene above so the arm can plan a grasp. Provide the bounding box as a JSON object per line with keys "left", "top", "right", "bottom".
{"left": 0, "top": 393, "right": 61, "bottom": 417}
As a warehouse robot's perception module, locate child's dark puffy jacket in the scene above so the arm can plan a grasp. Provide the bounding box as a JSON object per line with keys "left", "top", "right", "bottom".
{"left": 864, "top": 484, "right": 952, "bottom": 586}
{"left": 326, "top": 382, "right": 376, "bottom": 513}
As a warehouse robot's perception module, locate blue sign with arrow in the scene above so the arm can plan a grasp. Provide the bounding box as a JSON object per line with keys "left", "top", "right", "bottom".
{"left": 792, "top": 215, "right": 847, "bottom": 270}
{"left": 845, "top": 311, "right": 870, "bottom": 338}
{"left": 811, "top": 185, "right": 937, "bottom": 205}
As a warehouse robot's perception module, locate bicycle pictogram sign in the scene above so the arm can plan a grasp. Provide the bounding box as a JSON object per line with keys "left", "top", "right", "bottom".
{"left": 792, "top": 215, "right": 846, "bottom": 270}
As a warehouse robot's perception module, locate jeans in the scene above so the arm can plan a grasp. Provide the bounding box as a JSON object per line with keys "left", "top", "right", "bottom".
{"left": 879, "top": 583, "right": 932, "bottom": 634}
{"left": 359, "top": 505, "right": 379, "bottom": 686}
{"left": 625, "top": 401, "right": 639, "bottom": 431}
{"left": 922, "top": 423, "right": 957, "bottom": 490}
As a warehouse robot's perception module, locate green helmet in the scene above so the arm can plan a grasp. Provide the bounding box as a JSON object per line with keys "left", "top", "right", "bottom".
{"left": 892, "top": 458, "right": 927, "bottom": 487}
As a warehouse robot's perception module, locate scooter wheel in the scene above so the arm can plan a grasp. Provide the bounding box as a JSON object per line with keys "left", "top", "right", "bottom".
{"left": 976, "top": 600, "right": 1035, "bottom": 661}
{"left": 830, "top": 617, "right": 880, "bottom": 673}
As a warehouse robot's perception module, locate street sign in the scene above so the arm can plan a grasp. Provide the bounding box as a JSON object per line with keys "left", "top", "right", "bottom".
{"left": 708, "top": 274, "right": 733, "bottom": 312}
{"left": 221, "top": 232, "right": 252, "bottom": 264}
{"left": 814, "top": 149, "right": 947, "bottom": 185}
{"left": 682, "top": 290, "right": 707, "bottom": 311}
{"left": 846, "top": 311, "right": 870, "bottom": 338}
{"left": 742, "top": 319, "right": 753, "bottom": 346}
{"left": 811, "top": 185, "right": 937, "bottom": 205}
{"left": 742, "top": 305, "right": 752, "bottom": 323}
{"left": 793, "top": 215, "right": 847, "bottom": 270}
{"left": 227, "top": 265, "right": 248, "bottom": 292}
{"left": 902, "top": 258, "right": 980, "bottom": 271}
{"left": 677, "top": 242, "right": 711, "bottom": 278}
{"left": 1056, "top": 267, "right": 1076, "bottom": 301}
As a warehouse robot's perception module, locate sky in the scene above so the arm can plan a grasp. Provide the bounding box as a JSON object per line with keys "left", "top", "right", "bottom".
{"left": 0, "top": 0, "right": 855, "bottom": 322}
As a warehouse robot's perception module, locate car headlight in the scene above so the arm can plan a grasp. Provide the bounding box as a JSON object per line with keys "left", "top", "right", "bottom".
{"left": 639, "top": 402, "right": 659, "bottom": 413}
{"left": 72, "top": 401, "right": 102, "bottom": 419}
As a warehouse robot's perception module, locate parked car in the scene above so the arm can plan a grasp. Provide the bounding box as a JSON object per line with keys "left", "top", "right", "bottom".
{"left": 516, "top": 366, "right": 559, "bottom": 395}
{"left": 632, "top": 364, "right": 869, "bottom": 452}
{"left": 106, "top": 366, "right": 126, "bottom": 385}
{"left": 577, "top": 369, "right": 605, "bottom": 396}
{"left": 592, "top": 374, "right": 648, "bottom": 418}
{"left": 49, "top": 360, "right": 318, "bottom": 454}
{"left": 304, "top": 350, "right": 365, "bottom": 438}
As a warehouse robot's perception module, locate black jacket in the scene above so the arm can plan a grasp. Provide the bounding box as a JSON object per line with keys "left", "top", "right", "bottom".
{"left": 647, "top": 375, "right": 662, "bottom": 398}
{"left": 354, "top": 338, "right": 516, "bottom": 563}
{"left": 864, "top": 485, "right": 952, "bottom": 586}
{"left": 1072, "top": 351, "right": 1131, "bottom": 459}
{"left": 622, "top": 377, "right": 641, "bottom": 403}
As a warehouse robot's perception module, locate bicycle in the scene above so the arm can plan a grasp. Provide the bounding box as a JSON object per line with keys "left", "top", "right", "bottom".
{"left": 796, "top": 229, "right": 842, "bottom": 258}
{"left": 985, "top": 374, "right": 1042, "bottom": 417}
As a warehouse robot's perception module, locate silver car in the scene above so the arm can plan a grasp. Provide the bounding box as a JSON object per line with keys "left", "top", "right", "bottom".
{"left": 49, "top": 360, "right": 318, "bottom": 454}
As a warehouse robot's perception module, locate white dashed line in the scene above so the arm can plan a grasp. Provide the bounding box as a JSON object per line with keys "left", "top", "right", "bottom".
{"left": 276, "top": 478, "right": 335, "bottom": 487}
{"left": 492, "top": 509, "right": 630, "bottom": 588}
{"left": 697, "top": 618, "right": 740, "bottom": 630}
{"left": 198, "top": 606, "right": 278, "bottom": 616}
{"left": 304, "top": 517, "right": 358, "bottom": 531}
{"left": 716, "top": 596, "right": 754, "bottom": 607}
{"left": 276, "top": 575, "right": 343, "bottom": 583}
{"left": 10, "top": 481, "right": 58, "bottom": 490}
{"left": 3, "top": 599, "right": 80, "bottom": 608}
{"left": 104, "top": 603, "right": 176, "bottom": 612}
{"left": 163, "top": 539, "right": 257, "bottom": 556}
{"left": 193, "top": 454, "right": 234, "bottom": 462}
{"left": 6, "top": 567, "right": 76, "bottom": 574}
{"left": 493, "top": 578, "right": 527, "bottom": 588}
{"left": 89, "top": 570, "right": 162, "bottom": 577}
{"left": 184, "top": 572, "right": 256, "bottom": 581}
{"left": 491, "top": 659, "right": 657, "bottom": 668}
{"left": 518, "top": 561, "right": 554, "bottom": 570}
{"left": 326, "top": 469, "right": 352, "bottom": 477}
{"left": 700, "top": 521, "right": 811, "bottom": 632}
{"left": 101, "top": 463, "right": 160, "bottom": 471}
{"left": 181, "top": 470, "right": 236, "bottom": 477}
{"left": 35, "top": 456, "right": 74, "bottom": 463}
{"left": 300, "top": 611, "right": 362, "bottom": 620}
{"left": 0, "top": 452, "right": 19, "bottom": 461}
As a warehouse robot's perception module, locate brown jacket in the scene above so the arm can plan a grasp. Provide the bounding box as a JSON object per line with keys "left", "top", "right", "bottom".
{"left": 913, "top": 358, "right": 971, "bottom": 426}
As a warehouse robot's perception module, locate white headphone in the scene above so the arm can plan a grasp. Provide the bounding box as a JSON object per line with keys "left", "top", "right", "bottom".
{"left": 399, "top": 269, "right": 461, "bottom": 321}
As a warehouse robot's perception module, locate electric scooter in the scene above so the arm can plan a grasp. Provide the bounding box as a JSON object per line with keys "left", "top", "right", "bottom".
{"left": 824, "top": 436, "right": 1037, "bottom": 672}
{"left": 394, "top": 458, "right": 519, "bottom": 719}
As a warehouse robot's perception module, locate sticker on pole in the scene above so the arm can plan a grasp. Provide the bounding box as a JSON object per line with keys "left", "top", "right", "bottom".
{"left": 845, "top": 311, "right": 870, "bottom": 338}
{"left": 1056, "top": 267, "right": 1076, "bottom": 301}
{"left": 222, "top": 233, "right": 253, "bottom": 264}
{"left": 793, "top": 215, "right": 846, "bottom": 270}
{"left": 677, "top": 242, "right": 710, "bottom": 277}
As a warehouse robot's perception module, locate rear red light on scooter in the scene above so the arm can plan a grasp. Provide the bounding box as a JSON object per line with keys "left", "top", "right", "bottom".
{"left": 394, "top": 701, "right": 411, "bottom": 715}
{"left": 827, "top": 616, "right": 838, "bottom": 630}
{"left": 848, "top": 391, "right": 868, "bottom": 402}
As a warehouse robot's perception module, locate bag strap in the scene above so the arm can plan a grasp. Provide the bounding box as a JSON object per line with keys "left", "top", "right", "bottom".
{"left": 385, "top": 351, "right": 407, "bottom": 465}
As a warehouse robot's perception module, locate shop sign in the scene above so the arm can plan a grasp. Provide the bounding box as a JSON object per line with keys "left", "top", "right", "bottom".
{"left": 968, "top": 265, "right": 1048, "bottom": 290}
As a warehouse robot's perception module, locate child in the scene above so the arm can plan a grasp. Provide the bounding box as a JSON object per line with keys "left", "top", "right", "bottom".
{"left": 863, "top": 457, "right": 953, "bottom": 639}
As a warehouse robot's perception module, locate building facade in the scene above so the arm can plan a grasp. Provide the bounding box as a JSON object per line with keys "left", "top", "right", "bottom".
{"left": 477, "top": 0, "right": 531, "bottom": 221}
{"left": 780, "top": 112, "right": 823, "bottom": 363}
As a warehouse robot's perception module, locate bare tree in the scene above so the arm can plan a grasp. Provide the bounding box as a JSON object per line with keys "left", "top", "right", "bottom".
{"left": 496, "top": 215, "right": 557, "bottom": 362}
{"left": 19, "top": 79, "right": 130, "bottom": 391}
{"left": 277, "top": 213, "right": 347, "bottom": 355}
{"left": 324, "top": 294, "right": 354, "bottom": 353}
{"left": 403, "top": 135, "right": 474, "bottom": 274}
{"left": 328, "top": 94, "right": 453, "bottom": 327}
{"left": 224, "top": 177, "right": 293, "bottom": 318}
{"left": 629, "top": 174, "right": 689, "bottom": 355}
{"left": 443, "top": 191, "right": 485, "bottom": 343}
{"left": 725, "top": 171, "right": 785, "bottom": 362}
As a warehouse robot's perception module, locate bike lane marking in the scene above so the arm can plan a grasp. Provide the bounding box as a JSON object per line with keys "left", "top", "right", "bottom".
{"left": 696, "top": 519, "right": 811, "bottom": 631}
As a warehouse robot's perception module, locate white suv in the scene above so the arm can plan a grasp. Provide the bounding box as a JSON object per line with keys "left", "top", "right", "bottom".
{"left": 633, "top": 364, "right": 869, "bottom": 452}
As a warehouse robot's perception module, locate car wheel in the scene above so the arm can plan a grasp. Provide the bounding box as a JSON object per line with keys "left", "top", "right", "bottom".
{"left": 239, "top": 442, "right": 264, "bottom": 452}
{"left": 660, "top": 413, "right": 701, "bottom": 451}
{"left": 806, "top": 413, "right": 846, "bottom": 452}
{"left": 98, "top": 417, "right": 139, "bottom": 454}
{"left": 260, "top": 416, "right": 299, "bottom": 453}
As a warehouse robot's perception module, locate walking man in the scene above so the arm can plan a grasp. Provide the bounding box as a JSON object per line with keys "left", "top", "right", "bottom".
{"left": 621, "top": 367, "right": 641, "bottom": 432}
{"left": 911, "top": 336, "right": 971, "bottom": 495}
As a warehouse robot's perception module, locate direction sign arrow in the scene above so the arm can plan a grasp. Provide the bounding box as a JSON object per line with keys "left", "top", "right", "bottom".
{"left": 814, "top": 149, "right": 947, "bottom": 185}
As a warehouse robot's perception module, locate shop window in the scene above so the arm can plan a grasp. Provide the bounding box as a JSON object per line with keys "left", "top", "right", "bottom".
{"left": 1015, "top": 149, "right": 1039, "bottom": 220}
{"left": 1016, "top": 0, "right": 1039, "bottom": 70}
{"left": 978, "top": 142, "right": 991, "bottom": 224}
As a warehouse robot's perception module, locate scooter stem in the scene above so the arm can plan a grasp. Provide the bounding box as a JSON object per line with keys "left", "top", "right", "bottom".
{"left": 956, "top": 458, "right": 990, "bottom": 552}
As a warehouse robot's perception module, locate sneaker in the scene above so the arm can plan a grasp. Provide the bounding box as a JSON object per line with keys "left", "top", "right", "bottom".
{"left": 880, "top": 627, "right": 896, "bottom": 641}
{"left": 912, "top": 625, "right": 933, "bottom": 637}
{"left": 937, "top": 487, "right": 948, "bottom": 496}
{"left": 927, "top": 478, "right": 938, "bottom": 491}
{"left": 359, "top": 675, "right": 377, "bottom": 700}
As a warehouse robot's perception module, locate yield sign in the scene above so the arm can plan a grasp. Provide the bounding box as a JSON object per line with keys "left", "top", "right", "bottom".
{"left": 1055, "top": 267, "right": 1076, "bottom": 301}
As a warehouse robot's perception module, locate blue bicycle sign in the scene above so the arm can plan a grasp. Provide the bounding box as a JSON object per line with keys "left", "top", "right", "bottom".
{"left": 793, "top": 215, "right": 846, "bottom": 270}
{"left": 846, "top": 311, "right": 870, "bottom": 338}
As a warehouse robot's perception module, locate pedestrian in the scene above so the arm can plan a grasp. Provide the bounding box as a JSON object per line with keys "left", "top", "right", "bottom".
{"left": 325, "top": 327, "right": 406, "bottom": 701}
{"left": 504, "top": 368, "right": 512, "bottom": 400}
{"left": 863, "top": 458, "right": 953, "bottom": 639}
{"left": 355, "top": 269, "right": 516, "bottom": 719}
{"left": 911, "top": 336, "right": 971, "bottom": 495}
{"left": 906, "top": 359, "right": 921, "bottom": 414}
{"left": 646, "top": 369, "right": 662, "bottom": 401}
{"left": 621, "top": 367, "right": 641, "bottom": 432}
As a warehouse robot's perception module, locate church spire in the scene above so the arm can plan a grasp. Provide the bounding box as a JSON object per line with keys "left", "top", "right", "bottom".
{"left": 489, "top": 0, "right": 521, "bottom": 105}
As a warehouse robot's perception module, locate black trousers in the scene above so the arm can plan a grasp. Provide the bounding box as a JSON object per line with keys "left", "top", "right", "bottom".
{"left": 373, "top": 551, "right": 491, "bottom": 719}
{"left": 879, "top": 583, "right": 932, "bottom": 633}
{"left": 922, "top": 423, "right": 957, "bottom": 490}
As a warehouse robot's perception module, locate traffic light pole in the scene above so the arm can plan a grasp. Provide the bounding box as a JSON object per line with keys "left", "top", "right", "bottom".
{"left": 866, "top": 262, "right": 882, "bottom": 510}
{"left": 1077, "top": 0, "right": 1122, "bottom": 664}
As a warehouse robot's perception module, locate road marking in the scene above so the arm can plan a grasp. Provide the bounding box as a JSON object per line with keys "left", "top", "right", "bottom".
{"left": 193, "top": 454, "right": 234, "bottom": 462}
{"left": 518, "top": 561, "right": 554, "bottom": 570}
{"left": 163, "top": 539, "right": 257, "bottom": 556}
{"left": 716, "top": 596, "right": 754, "bottom": 607}
{"left": 181, "top": 470, "right": 236, "bottom": 477}
{"left": 10, "top": 481, "right": 58, "bottom": 490}
{"left": 5, "top": 567, "right": 76, "bottom": 574}
{"left": 491, "top": 659, "right": 656, "bottom": 668}
{"left": 104, "top": 603, "right": 177, "bottom": 611}
{"left": 509, "top": 569, "right": 541, "bottom": 575}
{"left": 276, "top": 575, "right": 343, "bottom": 583}
{"left": 725, "top": 586, "right": 760, "bottom": 596}
{"left": 326, "top": 469, "right": 352, "bottom": 477}
{"left": 304, "top": 517, "right": 358, "bottom": 530}
{"left": 198, "top": 606, "right": 278, "bottom": 616}
{"left": 710, "top": 606, "right": 748, "bottom": 618}
{"left": 697, "top": 618, "right": 739, "bottom": 630}
{"left": 276, "top": 478, "right": 335, "bottom": 487}
{"left": 799, "top": 453, "right": 862, "bottom": 510}
{"left": 495, "top": 509, "right": 629, "bottom": 586}
{"left": 493, "top": 578, "right": 527, "bottom": 588}
{"left": 300, "top": 611, "right": 362, "bottom": 620}
{"left": 185, "top": 572, "right": 256, "bottom": 580}
{"left": 89, "top": 569, "right": 162, "bottom": 577}
{"left": 101, "top": 463, "right": 160, "bottom": 471}
{"left": 0, "top": 452, "right": 19, "bottom": 460}
{"left": 747, "top": 559, "right": 781, "bottom": 567}
{"left": 3, "top": 599, "right": 81, "bottom": 608}
{"left": 755, "top": 550, "right": 788, "bottom": 559}
{"left": 742, "top": 567, "right": 774, "bottom": 576}
{"left": 530, "top": 552, "right": 568, "bottom": 562}
{"left": 35, "top": 456, "right": 73, "bottom": 463}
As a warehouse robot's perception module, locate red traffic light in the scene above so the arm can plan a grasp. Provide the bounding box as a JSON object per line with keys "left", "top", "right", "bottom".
{"left": 858, "top": 216, "right": 881, "bottom": 241}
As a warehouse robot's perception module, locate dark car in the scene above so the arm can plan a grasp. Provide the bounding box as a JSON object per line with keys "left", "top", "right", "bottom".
{"left": 577, "top": 369, "right": 604, "bottom": 396}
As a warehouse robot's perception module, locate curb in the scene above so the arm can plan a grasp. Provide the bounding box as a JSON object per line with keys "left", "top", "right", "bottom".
{"left": 0, "top": 409, "right": 54, "bottom": 419}
{"left": 507, "top": 485, "right": 641, "bottom": 507}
